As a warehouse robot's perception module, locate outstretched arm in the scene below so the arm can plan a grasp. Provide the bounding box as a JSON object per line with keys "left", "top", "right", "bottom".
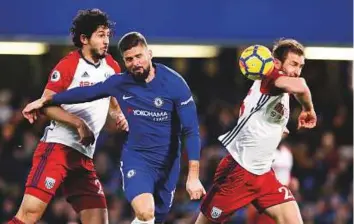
{"left": 22, "top": 76, "right": 117, "bottom": 119}
{"left": 40, "top": 89, "right": 83, "bottom": 127}
{"left": 50, "top": 80, "right": 113, "bottom": 105}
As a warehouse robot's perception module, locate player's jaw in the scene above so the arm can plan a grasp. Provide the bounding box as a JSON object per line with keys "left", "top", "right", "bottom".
{"left": 130, "top": 65, "right": 150, "bottom": 81}
{"left": 90, "top": 46, "right": 108, "bottom": 60}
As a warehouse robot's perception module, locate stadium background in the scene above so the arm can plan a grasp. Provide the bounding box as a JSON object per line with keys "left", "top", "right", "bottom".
{"left": 0, "top": 1, "right": 352, "bottom": 223}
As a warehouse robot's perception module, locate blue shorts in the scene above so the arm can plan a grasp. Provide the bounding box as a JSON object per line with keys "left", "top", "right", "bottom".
{"left": 120, "top": 150, "right": 180, "bottom": 223}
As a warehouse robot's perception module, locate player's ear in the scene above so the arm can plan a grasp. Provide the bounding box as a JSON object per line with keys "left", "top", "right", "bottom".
{"left": 80, "top": 34, "right": 89, "bottom": 46}
{"left": 274, "top": 58, "right": 282, "bottom": 70}
{"left": 148, "top": 49, "right": 153, "bottom": 59}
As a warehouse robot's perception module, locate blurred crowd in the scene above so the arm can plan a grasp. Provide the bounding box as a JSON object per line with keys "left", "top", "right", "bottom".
{"left": 0, "top": 48, "right": 352, "bottom": 224}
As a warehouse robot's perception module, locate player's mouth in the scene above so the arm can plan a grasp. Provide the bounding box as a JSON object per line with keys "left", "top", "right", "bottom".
{"left": 133, "top": 67, "right": 144, "bottom": 72}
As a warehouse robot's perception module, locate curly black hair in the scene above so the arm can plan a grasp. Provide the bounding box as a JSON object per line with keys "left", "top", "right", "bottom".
{"left": 70, "top": 9, "right": 115, "bottom": 48}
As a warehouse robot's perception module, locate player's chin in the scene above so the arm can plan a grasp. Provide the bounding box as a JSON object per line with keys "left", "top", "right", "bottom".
{"left": 99, "top": 50, "right": 108, "bottom": 57}
{"left": 132, "top": 71, "right": 144, "bottom": 76}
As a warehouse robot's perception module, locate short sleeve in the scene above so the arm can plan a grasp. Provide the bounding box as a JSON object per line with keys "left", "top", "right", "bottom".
{"left": 260, "top": 69, "right": 287, "bottom": 95}
{"left": 45, "top": 52, "right": 79, "bottom": 93}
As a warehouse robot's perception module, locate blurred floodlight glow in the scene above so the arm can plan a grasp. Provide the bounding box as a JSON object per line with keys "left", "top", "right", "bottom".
{"left": 149, "top": 45, "right": 219, "bottom": 58}
{"left": 0, "top": 42, "right": 48, "bottom": 55}
{"left": 305, "top": 47, "right": 354, "bottom": 61}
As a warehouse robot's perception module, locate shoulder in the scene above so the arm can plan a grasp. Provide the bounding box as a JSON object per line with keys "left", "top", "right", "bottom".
{"left": 56, "top": 51, "right": 81, "bottom": 71}
{"left": 48, "top": 51, "right": 80, "bottom": 82}
{"left": 45, "top": 51, "right": 81, "bottom": 91}
{"left": 260, "top": 69, "right": 286, "bottom": 95}
{"left": 157, "top": 63, "right": 188, "bottom": 86}
{"left": 105, "top": 54, "right": 121, "bottom": 73}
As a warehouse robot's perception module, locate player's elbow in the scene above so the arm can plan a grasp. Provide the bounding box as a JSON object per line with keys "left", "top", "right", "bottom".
{"left": 183, "top": 127, "right": 199, "bottom": 137}
{"left": 277, "top": 77, "right": 309, "bottom": 94}
{"left": 291, "top": 78, "right": 309, "bottom": 94}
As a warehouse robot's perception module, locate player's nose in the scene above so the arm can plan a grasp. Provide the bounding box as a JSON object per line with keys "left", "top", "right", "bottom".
{"left": 132, "top": 58, "right": 141, "bottom": 66}
{"left": 103, "top": 36, "right": 109, "bottom": 45}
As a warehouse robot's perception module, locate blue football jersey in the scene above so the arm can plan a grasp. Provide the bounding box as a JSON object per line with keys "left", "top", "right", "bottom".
{"left": 51, "top": 63, "right": 201, "bottom": 167}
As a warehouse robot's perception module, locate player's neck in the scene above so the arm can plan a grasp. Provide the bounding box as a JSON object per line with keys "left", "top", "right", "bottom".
{"left": 145, "top": 65, "right": 156, "bottom": 83}
{"left": 80, "top": 48, "right": 100, "bottom": 64}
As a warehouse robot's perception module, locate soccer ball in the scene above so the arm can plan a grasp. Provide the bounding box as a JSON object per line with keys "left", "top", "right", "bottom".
{"left": 239, "top": 45, "right": 275, "bottom": 80}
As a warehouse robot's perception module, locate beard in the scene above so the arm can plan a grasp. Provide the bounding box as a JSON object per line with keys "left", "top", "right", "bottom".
{"left": 130, "top": 65, "right": 151, "bottom": 82}
{"left": 91, "top": 48, "right": 107, "bottom": 60}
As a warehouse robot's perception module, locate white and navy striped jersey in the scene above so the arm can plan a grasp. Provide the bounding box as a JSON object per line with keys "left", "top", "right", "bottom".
{"left": 218, "top": 72, "right": 290, "bottom": 175}
{"left": 41, "top": 51, "right": 121, "bottom": 158}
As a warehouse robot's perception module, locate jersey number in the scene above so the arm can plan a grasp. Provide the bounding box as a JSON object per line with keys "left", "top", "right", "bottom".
{"left": 95, "top": 179, "right": 104, "bottom": 195}
{"left": 278, "top": 186, "right": 293, "bottom": 200}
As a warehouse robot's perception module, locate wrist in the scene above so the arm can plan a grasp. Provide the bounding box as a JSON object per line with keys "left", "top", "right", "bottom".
{"left": 73, "top": 119, "right": 84, "bottom": 129}
{"left": 187, "top": 160, "right": 200, "bottom": 180}
{"left": 302, "top": 103, "right": 314, "bottom": 112}
{"left": 110, "top": 110, "right": 124, "bottom": 119}
{"left": 42, "top": 95, "right": 54, "bottom": 105}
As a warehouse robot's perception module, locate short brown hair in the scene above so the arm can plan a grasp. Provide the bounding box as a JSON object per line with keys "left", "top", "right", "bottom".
{"left": 272, "top": 38, "right": 305, "bottom": 63}
{"left": 118, "top": 32, "right": 148, "bottom": 56}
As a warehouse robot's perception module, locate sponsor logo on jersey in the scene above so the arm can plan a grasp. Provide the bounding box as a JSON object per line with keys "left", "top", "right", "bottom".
{"left": 79, "top": 81, "right": 95, "bottom": 87}
{"left": 269, "top": 102, "right": 289, "bottom": 122}
{"left": 130, "top": 109, "right": 169, "bottom": 122}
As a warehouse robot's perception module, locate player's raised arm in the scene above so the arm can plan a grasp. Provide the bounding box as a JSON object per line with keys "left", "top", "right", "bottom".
{"left": 273, "top": 70, "right": 316, "bottom": 129}
{"left": 274, "top": 74, "right": 314, "bottom": 110}
{"left": 173, "top": 77, "right": 206, "bottom": 200}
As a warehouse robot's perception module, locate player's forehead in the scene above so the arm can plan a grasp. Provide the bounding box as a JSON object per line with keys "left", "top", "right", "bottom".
{"left": 123, "top": 44, "right": 147, "bottom": 58}
{"left": 93, "top": 25, "right": 110, "bottom": 34}
{"left": 285, "top": 52, "right": 305, "bottom": 65}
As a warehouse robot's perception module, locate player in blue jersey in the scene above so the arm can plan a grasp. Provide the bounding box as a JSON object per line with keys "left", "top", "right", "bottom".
{"left": 22, "top": 31, "right": 206, "bottom": 224}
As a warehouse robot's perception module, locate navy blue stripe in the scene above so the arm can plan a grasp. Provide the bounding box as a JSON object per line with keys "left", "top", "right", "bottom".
{"left": 221, "top": 94, "right": 270, "bottom": 146}
{"left": 221, "top": 94, "right": 268, "bottom": 145}
{"left": 202, "top": 156, "right": 238, "bottom": 209}
{"left": 222, "top": 94, "right": 266, "bottom": 144}
{"left": 30, "top": 143, "right": 55, "bottom": 187}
